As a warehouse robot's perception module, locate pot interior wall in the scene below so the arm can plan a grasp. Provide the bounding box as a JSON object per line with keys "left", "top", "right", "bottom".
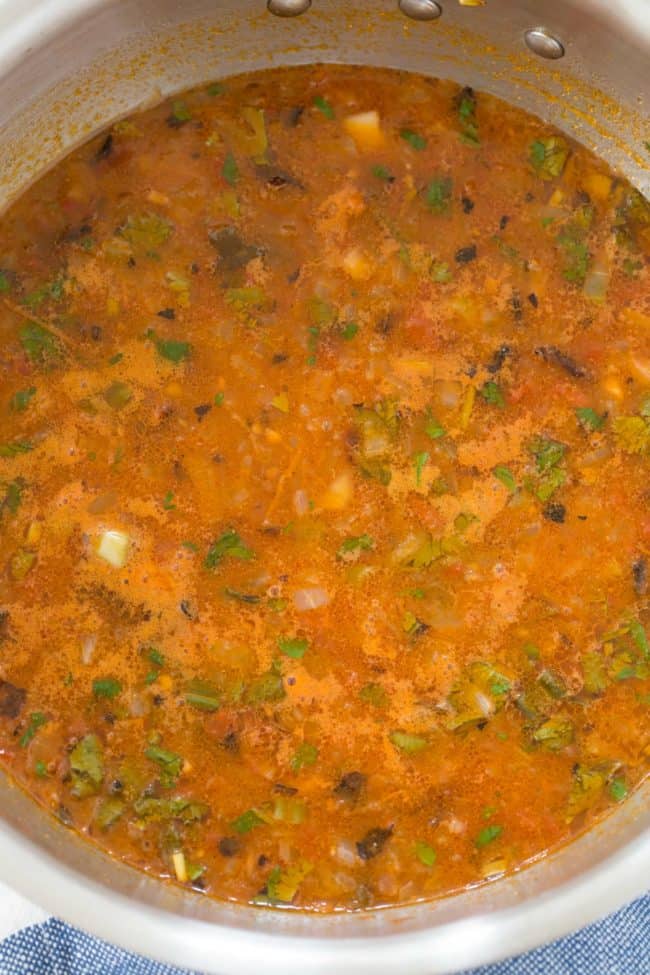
{"left": 0, "top": 0, "right": 647, "bottom": 212}
{"left": 0, "top": 0, "right": 648, "bottom": 969}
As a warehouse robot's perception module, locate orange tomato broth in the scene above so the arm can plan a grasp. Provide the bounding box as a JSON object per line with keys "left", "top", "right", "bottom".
{"left": 0, "top": 64, "right": 648, "bottom": 911}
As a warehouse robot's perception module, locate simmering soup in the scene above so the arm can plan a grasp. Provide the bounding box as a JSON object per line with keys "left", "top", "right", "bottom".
{"left": 0, "top": 65, "right": 648, "bottom": 910}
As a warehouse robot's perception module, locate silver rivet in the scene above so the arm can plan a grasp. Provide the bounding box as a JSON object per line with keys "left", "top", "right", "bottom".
{"left": 399, "top": 0, "right": 443, "bottom": 21}
{"left": 267, "top": 0, "right": 311, "bottom": 16}
{"left": 524, "top": 27, "right": 565, "bottom": 59}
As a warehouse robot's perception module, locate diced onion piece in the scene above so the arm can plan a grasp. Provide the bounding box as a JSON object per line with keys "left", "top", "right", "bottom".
{"left": 293, "top": 587, "right": 330, "bottom": 611}
{"left": 97, "top": 530, "right": 130, "bottom": 568}
{"left": 172, "top": 851, "right": 187, "bottom": 883}
{"left": 342, "top": 110, "right": 385, "bottom": 150}
{"left": 81, "top": 634, "right": 98, "bottom": 665}
{"left": 321, "top": 471, "right": 353, "bottom": 511}
{"left": 293, "top": 489, "right": 310, "bottom": 516}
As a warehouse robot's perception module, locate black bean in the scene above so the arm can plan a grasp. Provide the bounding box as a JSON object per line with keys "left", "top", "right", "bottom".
{"left": 486, "top": 345, "right": 512, "bottom": 374}
{"left": 461, "top": 196, "right": 475, "bottom": 214}
{"left": 194, "top": 403, "right": 212, "bottom": 421}
{"left": 272, "top": 353, "right": 289, "bottom": 364}
{"left": 455, "top": 245, "right": 477, "bottom": 263}
{"left": 0, "top": 680, "right": 26, "bottom": 718}
{"left": 218, "top": 836, "right": 241, "bottom": 857}
{"left": 527, "top": 292, "right": 539, "bottom": 308}
{"left": 95, "top": 133, "right": 113, "bottom": 162}
{"left": 356, "top": 825, "right": 393, "bottom": 860}
{"left": 543, "top": 502, "right": 566, "bottom": 523}
{"left": 535, "top": 346, "right": 588, "bottom": 379}
{"left": 632, "top": 556, "right": 647, "bottom": 596}
{"left": 157, "top": 308, "right": 176, "bottom": 320}
{"left": 334, "top": 771, "right": 367, "bottom": 801}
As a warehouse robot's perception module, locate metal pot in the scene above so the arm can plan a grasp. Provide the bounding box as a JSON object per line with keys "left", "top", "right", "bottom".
{"left": 0, "top": 2, "right": 647, "bottom": 972}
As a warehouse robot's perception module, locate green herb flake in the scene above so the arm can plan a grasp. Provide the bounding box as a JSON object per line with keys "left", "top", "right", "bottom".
{"left": 19, "top": 712, "right": 47, "bottom": 748}
{"left": 529, "top": 137, "right": 569, "bottom": 180}
{"left": 576, "top": 407, "right": 605, "bottom": 432}
{"left": 0, "top": 270, "right": 11, "bottom": 292}
{"left": 232, "top": 808, "right": 265, "bottom": 834}
{"left": 96, "top": 797, "right": 126, "bottom": 830}
{"left": 182, "top": 540, "right": 199, "bottom": 552}
{"left": 278, "top": 635, "right": 309, "bottom": 659}
{"left": 290, "top": 741, "right": 318, "bottom": 772}
{"left": 426, "top": 177, "right": 452, "bottom": 214}
{"left": 415, "top": 841, "right": 437, "bottom": 867}
{"left": 214, "top": 391, "right": 225, "bottom": 406}
{"left": 0, "top": 440, "right": 34, "bottom": 458}
{"left": 207, "top": 82, "right": 224, "bottom": 96}
{"left": 162, "top": 491, "right": 176, "bottom": 511}
{"left": 205, "top": 529, "right": 254, "bottom": 569}
{"left": 493, "top": 465, "right": 516, "bottom": 492}
{"left": 337, "top": 534, "right": 374, "bottom": 560}
{"left": 413, "top": 450, "right": 429, "bottom": 487}
{"left": 120, "top": 212, "right": 173, "bottom": 251}
{"left": 222, "top": 152, "right": 239, "bottom": 186}
{"left": 19, "top": 322, "right": 61, "bottom": 363}
{"left": 244, "top": 662, "right": 285, "bottom": 705}
{"left": 371, "top": 164, "right": 393, "bottom": 181}
{"left": 155, "top": 337, "right": 191, "bottom": 363}
{"left": 609, "top": 777, "right": 629, "bottom": 803}
{"left": 9, "top": 386, "right": 36, "bottom": 413}
{"left": 475, "top": 824, "right": 504, "bottom": 848}
{"left": 529, "top": 437, "right": 566, "bottom": 472}
{"left": 92, "top": 677, "right": 122, "bottom": 700}
{"left": 34, "top": 760, "right": 48, "bottom": 778}
{"left": 340, "top": 321, "right": 359, "bottom": 341}
{"left": 425, "top": 410, "right": 445, "bottom": 440}
{"left": 400, "top": 128, "right": 427, "bottom": 151}
{"left": 148, "top": 647, "right": 165, "bottom": 667}
{"left": 481, "top": 381, "right": 505, "bottom": 408}
{"left": 313, "top": 96, "right": 334, "bottom": 119}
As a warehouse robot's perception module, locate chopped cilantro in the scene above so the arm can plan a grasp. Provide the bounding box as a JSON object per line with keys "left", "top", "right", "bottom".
{"left": 278, "top": 635, "right": 308, "bottom": 659}
{"left": 313, "top": 96, "right": 334, "bottom": 119}
{"left": 424, "top": 410, "right": 445, "bottom": 440}
{"left": 19, "top": 712, "right": 47, "bottom": 748}
{"left": 337, "top": 534, "right": 374, "bottom": 560}
{"left": 426, "top": 176, "right": 452, "bottom": 213}
{"left": 340, "top": 321, "right": 358, "bottom": 340}
{"left": 214, "top": 391, "right": 225, "bottom": 406}
{"left": 475, "top": 824, "right": 503, "bottom": 847}
{"left": 400, "top": 128, "right": 427, "bottom": 150}
{"left": 34, "top": 760, "right": 48, "bottom": 778}
{"left": 360, "top": 682, "right": 388, "bottom": 708}
{"left": 529, "top": 137, "right": 569, "bottom": 180}
{"left": 430, "top": 261, "right": 452, "bottom": 283}
{"left": 19, "top": 322, "right": 61, "bottom": 363}
{"left": 145, "top": 744, "right": 183, "bottom": 786}
{"left": 609, "top": 777, "right": 628, "bottom": 802}
{"left": 155, "top": 337, "right": 191, "bottom": 363}
{"left": 576, "top": 407, "right": 605, "bottom": 431}
{"left": 480, "top": 381, "right": 505, "bottom": 408}
{"left": 232, "top": 808, "right": 265, "bottom": 834}
{"left": 205, "top": 530, "right": 254, "bottom": 569}
{"left": 92, "top": 677, "right": 122, "bottom": 699}
{"left": 162, "top": 491, "right": 176, "bottom": 511}
{"left": 0, "top": 440, "right": 34, "bottom": 458}
{"left": 371, "top": 164, "right": 393, "bottom": 181}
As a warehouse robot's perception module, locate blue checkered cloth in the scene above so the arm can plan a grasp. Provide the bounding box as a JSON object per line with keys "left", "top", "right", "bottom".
{"left": 0, "top": 894, "right": 648, "bottom": 975}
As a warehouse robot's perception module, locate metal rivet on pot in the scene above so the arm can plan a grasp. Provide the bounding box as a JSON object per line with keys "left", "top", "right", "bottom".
{"left": 399, "top": 0, "right": 443, "bottom": 19}
{"left": 267, "top": 0, "right": 311, "bottom": 16}
{"left": 524, "top": 27, "right": 565, "bottom": 59}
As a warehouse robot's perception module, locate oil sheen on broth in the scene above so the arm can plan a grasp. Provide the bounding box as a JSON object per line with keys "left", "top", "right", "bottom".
{"left": 0, "top": 65, "right": 648, "bottom": 911}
